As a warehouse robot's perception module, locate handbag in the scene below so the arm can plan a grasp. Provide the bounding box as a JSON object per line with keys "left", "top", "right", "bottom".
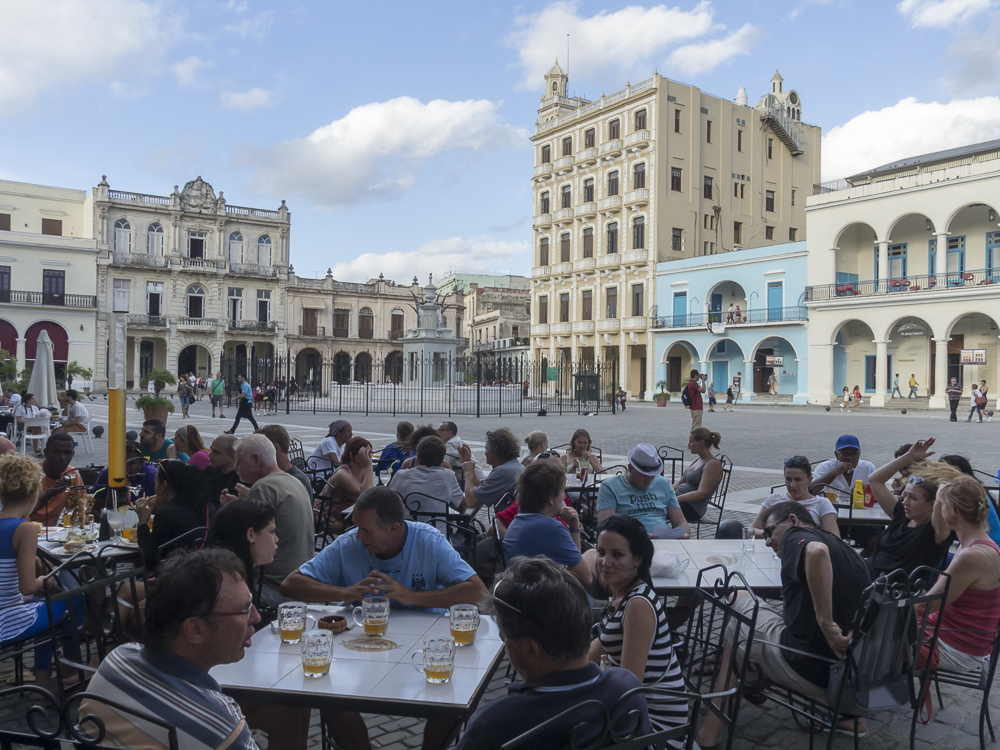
{"left": 975, "top": 393, "right": 987, "bottom": 407}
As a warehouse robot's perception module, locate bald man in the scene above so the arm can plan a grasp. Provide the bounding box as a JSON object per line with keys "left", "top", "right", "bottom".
{"left": 0, "top": 436, "right": 14, "bottom": 455}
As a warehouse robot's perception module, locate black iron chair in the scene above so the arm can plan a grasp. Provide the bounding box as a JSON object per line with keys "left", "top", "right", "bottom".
{"left": 551, "top": 442, "right": 604, "bottom": 462}
{"left": 689, "top": 455, "right": 733, "bottom": 540}
{"left": 402, "top": 494, "right": 487, "bottom": 567}
{"left": 657, "top": 445, "right": 686, "bottom": 483}
{"left": 744, "top": 566, "right": 949, "bottom": 750}
{"left": 288, "top": 437, "right": 307, "bottom": 471}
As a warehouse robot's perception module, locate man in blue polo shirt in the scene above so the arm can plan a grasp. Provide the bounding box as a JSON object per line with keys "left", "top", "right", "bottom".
{"left": 224, "top": 374, "right": 258, "bottom": 436}
{"left": 281, "top": 486, "right": 487, "bottom": 750}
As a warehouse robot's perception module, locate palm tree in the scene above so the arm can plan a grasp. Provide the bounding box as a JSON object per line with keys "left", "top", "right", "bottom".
{"left": 139, "top": 369, "right": 177, "bottom": 397}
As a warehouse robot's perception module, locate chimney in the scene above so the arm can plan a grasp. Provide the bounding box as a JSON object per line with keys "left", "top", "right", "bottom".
{"left": 735, "top": 87, "right": 748, "bottom": 107}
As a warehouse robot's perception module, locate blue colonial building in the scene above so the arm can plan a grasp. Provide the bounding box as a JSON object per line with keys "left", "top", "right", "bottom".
{"left": 652, "top": 242, "right": 809, "bottom": 402}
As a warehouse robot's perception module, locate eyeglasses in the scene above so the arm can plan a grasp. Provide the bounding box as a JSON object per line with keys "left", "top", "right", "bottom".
{"left": 907, "top": 476, "right": 925, "bottom": 486}
{"left": 784, "top": 457, "right": 811, "bottom": 472}
{"left": 491, "top": 578, "right": 523, "bottom": 614}
{"left": 209, "top": 603, "right": 256, "bottom": 621}
{"left": 762, "top": 522, "right": 780, "bottom": 541}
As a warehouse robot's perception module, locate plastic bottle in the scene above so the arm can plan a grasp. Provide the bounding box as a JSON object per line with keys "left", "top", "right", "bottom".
{"left": 853, "top": 479, "right": 865, "bottom": 510}
{"left": 863, "top": 483, "right": 875, "bottom": 508}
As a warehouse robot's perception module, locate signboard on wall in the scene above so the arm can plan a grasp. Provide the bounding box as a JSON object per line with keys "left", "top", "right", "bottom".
{"left": 732, "top": 376, "right": 741, "bottom": 393}
{"left": 765, "top": 355, "right": 784, "bottom": 367}
{"left": 546, "top": 367, "right": 559, "bottom": 381}
{"left": 960, "top": 349, "right": 987, "bottom": 365}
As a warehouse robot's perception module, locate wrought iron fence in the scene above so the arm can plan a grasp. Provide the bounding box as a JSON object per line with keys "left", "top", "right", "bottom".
{"left": 219, "top": 352, "right": 620, "bottom": 417}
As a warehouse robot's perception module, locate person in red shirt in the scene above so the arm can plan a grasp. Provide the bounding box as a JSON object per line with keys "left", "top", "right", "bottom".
{"left": 32, "top": 434, "right": 84, "bottom": 526}
{"left": 686, "top": 370, "right": 707, "bottom": 430}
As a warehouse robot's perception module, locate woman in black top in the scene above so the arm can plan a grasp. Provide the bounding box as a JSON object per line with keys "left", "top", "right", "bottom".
{"left": 866, "top": 438, "right": 955, "bottom": 575}
{"left": 209, "top": 499, "right": 278, "bottom": 622}
{"left": 135, "top": 460, "right": 212, "bottom": 570}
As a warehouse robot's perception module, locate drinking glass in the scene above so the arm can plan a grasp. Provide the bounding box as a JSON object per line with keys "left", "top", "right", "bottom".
{"left": 106, "top": 509, "right": 125, "bottom": 541}
{"left": 353, "top": 597, "right": 390, "bottom": 637}
{"left": 278, "top": 603, "right": 313, "bottom": 644}
{"left": 741, "top": 526, "right": 756, "bottom": 552}
{"left": 411, "top": 638, "right": 456, "bottom": 684}
{"left": 300, "top": 631, "right": 335, "bottom": 678}
{"left": 449, "top": 604, "right": 480, "bottom": 647}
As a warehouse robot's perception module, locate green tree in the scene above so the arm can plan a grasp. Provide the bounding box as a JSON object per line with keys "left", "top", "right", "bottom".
{"left": 139, "top": 368, "right": 177, "bottom": 397}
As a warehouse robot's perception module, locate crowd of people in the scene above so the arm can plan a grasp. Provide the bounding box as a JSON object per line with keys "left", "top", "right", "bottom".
{"left": 0, "top": 377, "right": 999, "bottom": 750}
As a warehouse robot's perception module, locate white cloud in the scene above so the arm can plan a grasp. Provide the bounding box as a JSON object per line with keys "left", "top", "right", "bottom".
{"left": 225, "top": 11, "right": 274, "bottom": 38}
{"left": 221, "top": 87, "right": 274, "bottom": 112}
{"left": 0, "top": 0, "right": 179, "bottom": 111}
{"left": 505, "top": 1, "right": 722, "bottom": 90}
{"left": 822, "top": 96, "right": 1000, "bottom": 179}
{"left": 897, "top": 0, "right": 995, "bottom": 27}
{"left": 787, "top": 0, "right": 836, "bottom": 20}
{"left": 240, "top": 96, "right": 527, "bottom": 208}
{"left": 325, "top": 237, "right": 530, "bottom": 284}
{"left": 110, "top": 80, "right": 149, "bottom": 98}
{"left": 664, "top": 23, "right": 763, "bottom": 76}
{"left": 171, "top": 56, "right": 214, "bottom": 89}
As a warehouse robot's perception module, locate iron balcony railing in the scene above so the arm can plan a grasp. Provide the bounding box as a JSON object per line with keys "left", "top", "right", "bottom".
{"left": 228, "top": 320, "right": 276, "bottom": 332}
{"left": 805, "top": 268, "right": 999, "bottom": 302}
{"left": 332, "top": 327, "right": 349, "bottom": 338}
{"left": 0, "top": 290, "right": 96, "bottom": 308}
{"left": 650, "top": 305, "right": 808, "bottom": 329}
{"left": 127, "top": 314, "right": 168, "bottom": 327}
{"left": 298, "top": 325, "right": 326, "bottom": 336}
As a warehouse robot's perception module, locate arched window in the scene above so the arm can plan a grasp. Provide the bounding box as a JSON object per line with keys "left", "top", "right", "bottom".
{"left": 114, "top": 219, "right": 131, "bottom": 254}
{"left": 186, "top": 285, "right": 206, "bottom": 318}
{"left": 146, "top": 223, "right": 163, "bottom": 256}
{"left": 257, "top": 235, "right": 272, "bottom": 267}
{"left": 633, "top": 216, "right": 645, "bottom": 250}
{"left": 228, "top": 232, "right": 244, "bottom": 265}
{"left": 390, "top": 308, "right": 405, "bottom": 339}
{"left": 607, "top": 222, "right": 619, "bottom": 255}
{"left": 359, "top": 307, "right": 374, "bottom": 339}
{"left": 633, "top": 163, "right": 645, "bottom": 190}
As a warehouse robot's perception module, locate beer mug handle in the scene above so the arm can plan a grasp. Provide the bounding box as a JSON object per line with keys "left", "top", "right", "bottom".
{"left": 352, "top": 606, "right": 364, "bottom": 629}
{"left": 410, "top": 649, "right": 425, "bottom": 674}
{"left": 305, "top": 615, "right": 317, "bottom": 631}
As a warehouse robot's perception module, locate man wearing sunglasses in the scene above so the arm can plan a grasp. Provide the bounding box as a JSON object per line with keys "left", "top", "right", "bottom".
{"left": 696, "top": 500, "right": 872, "bottom": 747}
{"left": 810, "top": 434, "right": 876, "bottom": 497}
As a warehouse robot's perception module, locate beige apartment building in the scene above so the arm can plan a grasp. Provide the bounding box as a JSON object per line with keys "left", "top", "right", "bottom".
{"left": 530, "top": 64, "right": 821, "bottom": 397}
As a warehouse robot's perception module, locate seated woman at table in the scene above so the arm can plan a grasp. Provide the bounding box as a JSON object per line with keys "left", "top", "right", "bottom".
{"left": 315, "top": 437, "right": 373, "bottom": 535}
{"left": 13, "top": 392, "right": 42, "bottom": 452}
{"left": 562, "top": 428, "right": 605, "bottom": 473}
{"left": 208, "top": 499, "right": 278, "bottom": 624}
{"left": 521, "top": 430, "right": 549, "bottom": 465}
{"left": 866, "top": 437, "right": 956, "bottom": 576}
{"left": 916, "top": 474, "right": 1000, "bottom": 678}
{"left": 396, "top": 424, "right": 440, "bottom": 471}
{"left": 0, "top": 453, "right": 82, "bottom": 695}
{"left": 495, "top": 453, "right": 573, "bottom": 539}
{"left": 588, "top": 514, "right": 687, "bottom": 748}
{"left": 939, "top": 454, "right": 1000, "bottom": 548}
{"left": 307, "top": 419, "right": 353, "bottom": 471}
{"left": 134, "top": 460, "right": 213, "bottom": 570}
{"left": 503, "top": 461, "right": 591, "bottom": 586}
{"left": 166, "top": 424, "right": 210, "bottom": 469}
{"left": 672, "top": 428, "right": 723, "bottom": 524}
{"left": 373, "top": 420, "right": 415, "bottom": 477}
{"left": 92, "top": 442, "right": 158, "bottom": 507}
{"left": 751, "top": 456, "right": 840, "bottom": 538}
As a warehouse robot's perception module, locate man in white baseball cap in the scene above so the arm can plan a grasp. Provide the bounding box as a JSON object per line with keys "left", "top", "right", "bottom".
{"left": 595, "top": 443, "right": 689, "bottom": 538}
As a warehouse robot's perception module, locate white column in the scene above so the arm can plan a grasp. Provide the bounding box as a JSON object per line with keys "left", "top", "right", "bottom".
{"left": 741, "top": 359, "right": 754, "bottom": 402}
{"left": 793, "top": 357, "right": 808, "bottom": 404}
{"left": 870, "top": 339, "right": 888, "bottom": 408}
{"left": 14, "top": 337, "right": 25, "bottom": 374}
{"left": 933, "top": 232, "right": 950, "bottom": 278}
{"left": 131, "top": 337, "right": 141, "bottom": 388}
{"left": 809, "top": 343, "right": 834, "bottom": 405}
{"left": 828, "top": 247, "right": 838, "bottom": 284}
{"left": 877, "top": 241, "right": 889, "bottom": 293}
{"left": 929, "top": 337, "right": 950, "bottom": 409}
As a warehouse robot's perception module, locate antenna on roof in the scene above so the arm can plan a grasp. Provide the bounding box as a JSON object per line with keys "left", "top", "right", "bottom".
{"left": 566, "top": 33, "right": 570, "bottom": 81}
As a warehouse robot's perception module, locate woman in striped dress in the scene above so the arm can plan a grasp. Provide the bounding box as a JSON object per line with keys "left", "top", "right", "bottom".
{"left": 589, "top": 513, "right": 688, "bottom": 747}
{"left": 0, "top": 453, "right": 76, "bottom": 694}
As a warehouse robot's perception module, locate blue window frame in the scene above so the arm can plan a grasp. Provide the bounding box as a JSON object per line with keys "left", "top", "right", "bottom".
{"left": 928, "top": 238, "right": 936, "bottom": 276}
{"left": 672, "top": 292, "right": 687, "bottom": 327}
{"left": 887, "top": 243, "right": 907, "bottom": 291}
{"left": 946, "top": 236, "right": 965, "bottom": 286}
{"left": 716, "top": 341, "right": 726, "bottom": 354}
{"left": 988, "top": 232, "right": 1000, "bottom": 282}
{"left": 767, "top": 281, "right": 783, "bottom": 321}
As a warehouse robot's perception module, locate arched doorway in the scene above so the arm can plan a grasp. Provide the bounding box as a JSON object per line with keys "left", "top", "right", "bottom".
{"left": 946, "top": 312, "right": 1000, "bottom": 392}
{"left": 885, "top": 316, "right": 933, "bottom": 396}
{"left": 705, "top": 338, "right": 745, "bottom": 393}
{"left": 832, "top": 320, "right": 876, "bottom": 397}
{"left": 833, "top": 222, "right": 879, "bottom": 290}
{"left": 0, "top": 319, "right": 17, "bottom": 357}
{"left": 295, "top": 348, "right": 323, "bottom": 393}
{"left": 662, "top": 341, "right": 699, "bottom": 392}
{"left": 705, "top": 281, "right": 748, "bottom": 323}
{"left": 25, "top": 321, "right": 69, "bottom": 382}
{"left": 178, "top": 345, "right": 212, "bottom": 381}
{"left": 355, "top": 352, "right": 372, "bottom": 383}
{"left": 333, "top": 352, "right": 351, "bottom": 385}
{"left": 750, "top": 336, "right": 798, "bottom": 395}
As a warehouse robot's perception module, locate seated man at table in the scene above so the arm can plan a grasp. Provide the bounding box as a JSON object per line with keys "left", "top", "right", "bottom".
{"left": 695, "top": 500, "right": 873, "bottom": 747}
{"left": 256, "top": 424, "right": 313, "bottom": 502}
{"left": 281, "top": 486, "right": 487, "bottom": 750}
{"left": 139, "top": 418, "right": 173, "bottom": 463}
{"left": 596, "top": 443, "right": 689, "bottom": 538}
{"left": 83, "top": 548, "right": 261, "bottom": 750}
{"left": 205, "top": 434, "right": 241, "bottom": 508}
{"left": 53, "top": 389, "right": 88, "bottom": 435}
{"left": 32, "top": 433, "right": 84, "bottom": 526}
{"left": 458, "top": 427, "right": 523, "bottom": 511}
{"left": 388, "top": 435, "right": 466, "bottom": 517}
{"left": 456, "top": 557, "right": 650, "bottom": 750}
{"left": 810, "top": 434, "right": 877, "bottom": 497}
{"left": 93, "top": 441, "right": 157, "bottom": 505}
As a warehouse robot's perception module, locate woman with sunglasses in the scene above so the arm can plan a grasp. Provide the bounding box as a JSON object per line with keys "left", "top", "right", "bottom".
{"left": 865, "top": 438, "right": 956, "bottom": 576}
{"left": 751, "top": 456, "right": 840, "bottom": 538}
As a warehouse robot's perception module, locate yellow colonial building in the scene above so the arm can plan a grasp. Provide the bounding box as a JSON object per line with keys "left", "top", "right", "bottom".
{"left": 529, "top": 64, "right": 821, "bottom": 398}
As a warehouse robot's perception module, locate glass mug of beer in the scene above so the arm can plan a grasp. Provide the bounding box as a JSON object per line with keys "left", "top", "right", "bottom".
{"left": 278, "top": 603, "right": 314, "bottom": 644}
{"left": 449, "top": 604, "right": 480, "bottom": 647}
{"left": 411, "top": 638, "right": 456, "bottom": 684}
{"left": 300, "top": 631, "right": 335, "bottom": 678}
{"left": 353, "top": 596, "right": 390, "bottom": 637}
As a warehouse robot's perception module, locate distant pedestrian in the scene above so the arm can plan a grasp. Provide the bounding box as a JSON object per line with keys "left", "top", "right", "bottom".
{"left": 946, "top": 377, "right": 963, "bottom": 422}
{"left": 706, "top": 381, "right": 716, "bottom": 412}
{"left": 767, "top": 372, "right": 778, "bottom": 395}
{"left": 891, "top": 374, "right": 902, "bottom": 399}
{"left": 210, "top": 371, "right": 226, "bottom": 419}
{"left": 726, "top": 304, "right": 735, "bottom": 324}
{"left": 684, "top": 370, "right": 707, "bottom": 429}
{"left": 224, "top": 374, "right": 259, "bottom": 435}
{"left": 908, "top": 374, "right": 919, "bottom": 398}
{"left": 981, "top": 381, "right": 991, "bottom": 422}
{"left": 841, "top": 386, "right": 850, "bottom": 413}
{"left": 617, "top": 387, "right": 627, "bottom": 412}
{"left": 852, "top": 385, "right": 862, "bottom": 412}
{"left": 725, "top": 385, "right": 734, "bottom": 412}
{"left": 734, "top": 305, "right": 742, "bottom": 323}
{"left": 967, "top": 381, "right": 987, "bottom": 423}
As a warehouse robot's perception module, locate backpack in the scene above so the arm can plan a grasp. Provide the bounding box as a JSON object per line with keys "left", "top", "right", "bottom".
{"left": 681, "top": 382, "right": 693, "bottom": 407}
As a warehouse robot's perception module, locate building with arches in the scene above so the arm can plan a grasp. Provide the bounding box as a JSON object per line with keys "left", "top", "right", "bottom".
{"left": 91, "top": 176, "right": 289, "bottom": 390}
{"left": 530, "top": 65, "right": 820, "bottom": 399}
{"left": 653, "top": 242, "right": 809, "bottom": 402}
{"left": 0, "top": 180, "right": 98, "bottom": 387}
{"left": 806, "top": 139, "right": 1000, "bottom": 408}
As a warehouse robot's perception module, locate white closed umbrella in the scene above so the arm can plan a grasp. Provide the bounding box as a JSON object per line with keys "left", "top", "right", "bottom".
{"left": 27, "top": 330, "right": 59, "bottom": 408}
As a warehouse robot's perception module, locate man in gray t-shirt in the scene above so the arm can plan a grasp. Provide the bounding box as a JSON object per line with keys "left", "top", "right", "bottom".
{"left": 459, "top": 428, "right": 523, "bottom": 511}
{"left": 389, "top": 436, "right": 465, "bottom": 519}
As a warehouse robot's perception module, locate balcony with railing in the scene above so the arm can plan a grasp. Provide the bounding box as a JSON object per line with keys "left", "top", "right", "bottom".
{"left": 575, "top": 201, "right": 597, "bottom": 218}
{"left": 597, "top": 319, "right": 620, "bottom": 331}
{"left": 532, "top": 265, "right": 551, "bottom": 278}
{"left": 598, "top": 196, "right": 622, "bottom": 212}
{"left": 532, "top": 213, "right": 552, "bottom": 228}
{"left": 297, "top": 325, "right": 326, "bottom": 336}
{"left": 576, "top": 147, "right": 598, "bottom": 165}
{"left": 0, "top": 291, "right": 96, "bottom": 308}
{"left": 650, "top": 305, "right": 809, "bottom": 329}
{"left": 806, "top": 269, "right": 1000, "bottom": 301}
{"left": 623, "top": 249, "right": 649, "bottom": 265}
{"left": 389, "top": 329, "right": 404, "bottom": 339}
{"left": 229, "top": 263, "right": 276, "bottom": 277}
{"left": 600, "top": 139, "right": 623, "bottom": 157}
{"left": 332, "top": 326, "right": 349, "bottom": 338}
{"left": 624, "top": 130, "right": 650, "bottom": 148}
{"left": 182, "top": 257, "right": 219, "bottom": 270}
{"left": 553, "top": 208, "right": 574, "bottom": 222}
{"left": 533, "top": 324, "right": 550, "bottom": 336}
{"left": 108, "top": 190, "right": 170, "bottom": 206}
{"left": 624, "top": 188, "right": 649, "bottom": 206}
{"left": 176, "top": 317, "right": 218, "bottom": 329}
{"left": 225, "top": 204, "right": 280, "bottom": 219}
{"left": 127, "top": 314, "right": 167, "bottom": 328}
{"left": 112, "top": 252, "right": 168, "bottom": 268}
{"left": 533, "top": 163, "right": 553, "bottom": 179}
{"left": 572, "top": 321, "right": 595, "bottom": 333}
{"left": 228, "top": 320, "right": 276, "bottom": 332}
{"left": 597, "top": 253, "right": 621, "bottom": 268}
{"left": 551, "top": 262, "right": 573, "bottom": 275}
{"left": 551, "top": 322, "right": 572, "bottom": 334}
{"left": 573, "top": 258, "right": 596, "bottom": 272}
{"left": 553, "top": 155, "right": 574, "bottom": 171}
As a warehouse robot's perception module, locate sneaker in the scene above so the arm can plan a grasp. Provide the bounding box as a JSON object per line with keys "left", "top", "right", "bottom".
{"left": 223, "top": 430, "right": 234, "bottom": 435}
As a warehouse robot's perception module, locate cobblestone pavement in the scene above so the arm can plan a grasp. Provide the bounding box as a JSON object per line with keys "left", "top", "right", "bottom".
{"left": 19, "top": 395, "right": 999, "bottom": 749}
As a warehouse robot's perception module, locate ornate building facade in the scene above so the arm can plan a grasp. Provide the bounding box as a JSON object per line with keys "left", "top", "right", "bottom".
{"left": 92, "top": 176, "right": 290, "bottom": 391}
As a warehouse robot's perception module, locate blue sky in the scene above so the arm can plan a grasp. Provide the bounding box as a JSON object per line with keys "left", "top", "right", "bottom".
{"left": 3, "top": 0, "right": 1000, "bottom": 282}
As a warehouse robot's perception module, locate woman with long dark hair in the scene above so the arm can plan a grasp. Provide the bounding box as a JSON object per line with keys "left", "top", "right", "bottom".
{"left": 135, "top": 459, "right": 212, "bottom": 570}
{"left": 208, "top": 499, "right": 278, "bottom": 612}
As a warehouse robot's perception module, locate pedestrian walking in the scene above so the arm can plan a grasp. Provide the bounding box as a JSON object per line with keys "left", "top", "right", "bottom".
{"left": 852, "top": 385, "right": 862, "bottom": 412}
{"left": 891, "top": 373, "right": 902, "bottom": 399}
{"left": 981, "top": 381, "right": 992, "bottom": 422}
{"left": 209, "top": 371, "right": 226, "bottom": 419}
{"left": 767, "top": 372, "right": 777, "bottom": 395}
{"left": 706, "top": 381, "right": 716, "bottom": 412}
{"left": 967, "top": 381, "right": 987, "bottom": 423}
{"left": 733, "top": 304, "right": 741, "bottom": 323}
{"left": 617, "top": 387, "right": 627, "bottom": 412}
{"left": 726, "top": 304, "right": 735, "bottom": 324}
{"left": 725, "top": 385, "right": 734, "bottom": 412}
{"left": 683, "top": 370, "right": 707, "bottom": 429}
{"left": 224, "top": 374, "right": 259, "bottom": 435}
{"left": 177, "top": 375, "right": 193, "bottom": 419}
{"left": 841, "top": 386, "right": 850, "bottom": 413}
{"left": 908, "top": 374, "right": 919, "bottom": 398}
{"left": 946, "top": 377, "right": 963, "bottom": 422}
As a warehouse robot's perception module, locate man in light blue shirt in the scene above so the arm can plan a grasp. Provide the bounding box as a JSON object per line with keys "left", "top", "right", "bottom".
{"left": 281, "top": 487, "right": 487, "bottom": 750}
{"left": 596, "top": 443, "right": 689, "bottom": 538}
{"left": 225, "top": 374, "right": 259, "bottom": 435}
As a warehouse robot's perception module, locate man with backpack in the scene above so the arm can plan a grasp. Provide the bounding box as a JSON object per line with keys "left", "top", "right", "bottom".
{"left": 682, "top": 369, "right": 707, "bottom": 429}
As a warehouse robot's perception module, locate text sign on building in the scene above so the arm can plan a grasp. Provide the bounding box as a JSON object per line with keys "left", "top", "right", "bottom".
{"left": 546, "top": 367, "right": 559, "bottom": 381}
{"left": 959, "top": 349, "right": 988, "bottom": 365}
{"left": 765, "top": 355, "right": 784, "bottom": 367}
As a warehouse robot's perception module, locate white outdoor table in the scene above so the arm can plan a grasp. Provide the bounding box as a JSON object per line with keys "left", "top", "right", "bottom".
{"left": 37, "top": 532, "right": 144, "bottom": 565}
{"left": 212, "top": 605, "right": 506, "bottom": 721}
{"left": 836, "top": 505, "right": 892, "bottom": 525}
{"left": 650, "top": 539, "right": 782, "bottom": 596}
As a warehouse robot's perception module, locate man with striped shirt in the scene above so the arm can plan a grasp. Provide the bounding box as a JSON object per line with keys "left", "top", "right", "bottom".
{"left": 83, "top": 549, "right": 260, "bottom": 750}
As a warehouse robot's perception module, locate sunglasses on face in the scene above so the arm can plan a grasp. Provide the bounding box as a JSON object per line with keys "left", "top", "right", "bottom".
{"left": 907, "top": 476, "right": 925, "bottom": 486}
{"left": 763, "top": 522, "right": 780, "bottom": 540}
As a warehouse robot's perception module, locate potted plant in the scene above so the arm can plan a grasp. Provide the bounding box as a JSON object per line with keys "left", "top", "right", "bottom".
{"left": 654, "top": 379, "right": 671, "bottom": 407}
{"left": 63, "top": 360, "right": 93, "bottom": 391}
{"left": 138, "top": 369, "right": 177, "bottom": 424}
{"left": 140, "top": 369, "right": 176, "bottom": 398}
